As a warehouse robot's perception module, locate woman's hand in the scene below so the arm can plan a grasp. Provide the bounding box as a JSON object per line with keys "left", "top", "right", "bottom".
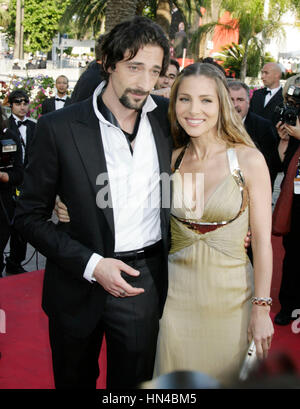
{"left": 276, "top": 121, "right": 290, "bottom": 161}
{"left": 247, "top": 305, "right": 274, "bottom": 360}
{"left": 283, "top": 117, "right": 300, "bottom": 140}
{"left": 55, "top": 198, "right": 70, "bottom": 223}
{"left": 276, "top": 121, "right": 290, "bottom": 141}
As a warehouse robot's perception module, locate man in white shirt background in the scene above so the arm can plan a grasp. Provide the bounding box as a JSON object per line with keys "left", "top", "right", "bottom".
{"left": 250, "top": 62, "right": 284, "bottom": 126}
{"left": 228, "top": 80, "right": 281, "bottom": 189}
{"left": 41, "top": 75, "right": 71, "bottom": 115}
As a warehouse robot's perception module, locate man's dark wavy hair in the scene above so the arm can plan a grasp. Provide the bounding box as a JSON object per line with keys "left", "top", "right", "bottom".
{"left": 8, "top": 89, "right": 29, "bottom": 106}
{"left": 101, "top": 16, "right": 170, "bottom": 81}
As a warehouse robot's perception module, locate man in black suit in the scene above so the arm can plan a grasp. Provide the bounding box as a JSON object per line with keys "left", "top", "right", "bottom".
{"left": 174, "top": 22, "right": 188, "bottom": 58}
{"left": 41, "top": 75, "right": 71, "bottom": 115}
{"left": 25, "top": 57, "right": 36, "bottom": 70}
{"left": 6, "top": 89, "right": 36, "bottom": 275}
{"left": 250, "top": 62, "right": 283, "bottom": 126}
{"left": 15, "top": 16, "right": 171, "bottom": 389}
{"left": 228, "top": 80, "right": 281, "bottom": 189}
{"left": 70, "top": 36, "right": 104, "bottom": 104}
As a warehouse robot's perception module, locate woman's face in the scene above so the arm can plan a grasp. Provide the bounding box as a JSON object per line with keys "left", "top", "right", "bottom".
{"left": 175, "top": 75, "right": 219, "bottom": 139}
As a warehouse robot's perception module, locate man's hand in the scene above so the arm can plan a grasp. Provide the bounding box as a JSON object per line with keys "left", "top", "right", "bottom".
{"left": 244, "top": 230, "right": 251, "bottom": 249}
{"left": 0, "top": 171, "right": 9, "bottom": 183}
{"left": 55, "top": 197, "right": 70, "bottom": 222}
{"left": 93, "top": 258, "right": 145, "bottom": 298}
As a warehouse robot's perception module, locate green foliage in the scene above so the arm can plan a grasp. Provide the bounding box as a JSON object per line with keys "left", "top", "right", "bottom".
{"left": 217, "top": 41, "right": 275, "bottom": 77}
{"left": 173, "top": 0, "right": 204, "bottom": 29}
{"left": 142, "top": 0, "right": 158, "bottom": 19}
{"left": 60, "top": 0, "right": 156, "bottom": 38}
{"left": 60, "top": 0, "right": 106, "bottom": 38}
{"left": 0, "top": 0, "right": 11, "bottom": 29}
{"left": 8, "top": 0, "right": 69, "bottom": 52}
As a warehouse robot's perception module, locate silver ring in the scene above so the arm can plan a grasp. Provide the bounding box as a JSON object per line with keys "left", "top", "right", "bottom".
{"left": 120, "top": 290, "right": 126, "bottom": 296}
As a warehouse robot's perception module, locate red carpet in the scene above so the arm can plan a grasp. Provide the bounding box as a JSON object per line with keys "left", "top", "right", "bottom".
{"left": 0, "top": 269, "right": 106, "bottom": 389}
{"left": 0, "top": 236, "right": 299, "bottom": 389}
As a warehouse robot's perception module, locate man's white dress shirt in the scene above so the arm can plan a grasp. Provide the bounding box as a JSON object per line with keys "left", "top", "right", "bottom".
{"left": 264, "top": 85, "right": 282, "bottom": 107}
{"left": 84, "top": 82, "right": 162, "bottom": 282}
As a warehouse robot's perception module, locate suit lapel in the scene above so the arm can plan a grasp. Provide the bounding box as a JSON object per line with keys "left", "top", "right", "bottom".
{"left": 9, "top": 115, "right": 19, "bottom": 135}
{"left": 148, "top": 110, "right": 171, "bottom": 228}
{"left": 70, "top": 100, "right": 115, "bottom": 236}
{"left": 148, "top": 112, "right": 171, "bottom": 176}
{"left": 50, "top": 98, "right": 56, "bottom": 112}
{"left": 244, "top": 112, "right": 252, "bottom": 135}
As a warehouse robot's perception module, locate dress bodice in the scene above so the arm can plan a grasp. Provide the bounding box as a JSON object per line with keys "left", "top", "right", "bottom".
{"left": 170, "top": 148, "right": 250, "bottom": 258}
{"left": 171, "top": 148, "right": 248, "bottom": 223}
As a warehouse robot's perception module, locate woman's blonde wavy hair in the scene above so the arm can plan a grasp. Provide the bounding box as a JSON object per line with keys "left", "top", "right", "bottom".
{"left": 169, "top": 62, "right": 256, "bottom": 149}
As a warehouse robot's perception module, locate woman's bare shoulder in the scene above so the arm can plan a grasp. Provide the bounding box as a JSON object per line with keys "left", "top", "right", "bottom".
{"left": 235, "top": 144, "right": 270, "bottom": 188}
{"left": 235, "top": 144, "right": 265, "bottom": 169}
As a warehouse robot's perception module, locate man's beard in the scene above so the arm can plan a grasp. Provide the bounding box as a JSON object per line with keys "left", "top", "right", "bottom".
{"left": 119, "top": 88, "right": 149, "bottom": 110}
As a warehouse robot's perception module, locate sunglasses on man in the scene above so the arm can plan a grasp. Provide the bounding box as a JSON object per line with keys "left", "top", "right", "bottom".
{"left": 12, "top": 99, "right": 29, "bottom": 105}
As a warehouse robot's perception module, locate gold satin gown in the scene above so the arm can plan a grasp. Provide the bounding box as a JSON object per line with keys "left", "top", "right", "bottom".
{"left": 154, "top": 148, "right": 254, "bottom": 386}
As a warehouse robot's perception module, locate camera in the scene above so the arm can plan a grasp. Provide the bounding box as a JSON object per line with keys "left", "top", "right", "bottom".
{"left": 274, "top": 104, "right": 299, "bottom": 126}
{"left": 0, "top": 139, "right": 17, "bottom": 170}
{"left": 275, "top": 85, "right": 300, "bottom": 126}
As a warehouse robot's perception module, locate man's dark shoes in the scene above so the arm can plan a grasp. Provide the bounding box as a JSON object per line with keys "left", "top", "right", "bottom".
{"left": 274, "top": 310, "right": 294, "bottom": 326}
{"left": 5, "top": 259, "right": 27, "bottom": 275}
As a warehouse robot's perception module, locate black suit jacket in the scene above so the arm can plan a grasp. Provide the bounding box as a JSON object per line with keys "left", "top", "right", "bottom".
{"left": 41, "top": 96, "right": 72, "bottom": 115}
{"left": 250, "top": 87, "right": 283, "bottom": 126}
{"left": 70, "top": 60, "right": 103, "bottom": 103}
{"left": 244, "top": 111, "right": 282, "bottom": 187}
{"left": 8, "top": 116, "right": 36, "bottom": 167}
{"left": 14, "top": 95, "right": 172, "bottom": 337}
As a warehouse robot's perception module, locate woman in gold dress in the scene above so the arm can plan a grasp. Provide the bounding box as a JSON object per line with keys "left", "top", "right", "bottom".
{"left": 153, "top": 63, "right": 274, "bottom": 386}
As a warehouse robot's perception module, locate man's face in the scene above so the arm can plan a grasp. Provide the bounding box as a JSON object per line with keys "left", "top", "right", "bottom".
{"left": 229, "top": 87, "right": 249, "bottom": 119}
{"left": 156, "top": 63, "right": 178, "bottom": 89}
{"left": 108, "top": 44, "right": 164, "bottom": 110}
{"left": 261, "top": 64, "right": 280, "bottom": 89}
{"left": 56, "top": 76, "right": 68, "bottom": 95}
{"left": 178, "top": 22, "right": 185, "bottom": 31}
{"left": 11, "top": 98, "right": 29, "bottom": 120}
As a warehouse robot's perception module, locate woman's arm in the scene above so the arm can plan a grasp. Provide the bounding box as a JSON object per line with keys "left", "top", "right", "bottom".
{"left": 239, "top": 147, "right": 274, "bottom": 360}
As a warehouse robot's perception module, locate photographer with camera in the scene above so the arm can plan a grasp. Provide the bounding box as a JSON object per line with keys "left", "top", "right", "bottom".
{"left": 274, "top": 74, "right": 300, "bottom": 325}
{"left": 0, "top": 105, "right": 23, "bottom": 277}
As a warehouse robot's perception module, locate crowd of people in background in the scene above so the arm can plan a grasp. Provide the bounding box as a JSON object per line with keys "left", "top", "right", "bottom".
{"left": 0, "top": 15, "right": 299, "bottom": 390}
